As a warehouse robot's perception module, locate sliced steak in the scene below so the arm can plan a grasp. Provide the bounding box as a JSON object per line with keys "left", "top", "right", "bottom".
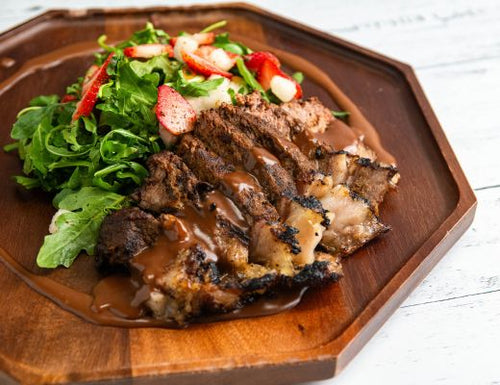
{"left": 217, "top": 101, "right": 318, "bottom": 184}
{"left": 96, "top": 207, "right": 160, "bottom": 267}
{"left": 194, "top": 109, "right": 298, "bottom": 202}
{"left": 132, "top": 152, "right": 205, "bottom": 213}
{"left": 177, "top": 134, "right": 280, "bottom": 223}
{"left": 317, "top": 151, "right": 399, "bottom": 211}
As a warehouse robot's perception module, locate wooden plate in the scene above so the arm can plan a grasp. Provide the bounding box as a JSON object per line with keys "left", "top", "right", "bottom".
{"left": 0, "top": 4, "right": 476, "bottom": 384}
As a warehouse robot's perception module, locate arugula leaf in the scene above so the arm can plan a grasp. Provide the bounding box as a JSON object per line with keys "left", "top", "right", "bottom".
{"left": 11, "top": 105, "right": 56, "bottom": 140}
{"left": 171, "top": 70, "right": 225, "bottom": 97}
{"left": 3, "top": 142, "right": 19, "bottom": 152}
{"left": 292, "top": 72, "right": 304, "bottom": 84}
{"left": 129, "top": 22, "right": 169, "bottom": 45}
{"left": 200, "top": 20, "right": 227, "bottom": 33}
{"left": 214, "top": 32, "right": 252, "bottom": 55}
{"left": 235, "top": 58, "right": 269, "bottom": 102}
{"left": 29, "top": 95, "right": 60, "bottom": 107}
{"left": 331, "top": 110, "right": 350, "bottom": 118}
{"left": 36, "top": 187, "right": 128, "bottom": 268}
{"left": 13, "top": 175, "right": 40, "bottom": 189}
{"left": 129, "top": 55, "right": 179, "bottom": 80}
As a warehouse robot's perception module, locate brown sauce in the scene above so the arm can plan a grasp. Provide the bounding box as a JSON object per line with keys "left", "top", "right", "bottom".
{"left": 221, "top": 170, "right": 262, "bottom": 197}
{"left": 132, "top": 191, "right": 243, "bottom": 286}
{"left": 0, "top": 247, "right": 306, "bottom": 328}
{"left": 314, "top": 119, "right": 360, "bottom": 151}
{"left": 91, "top": 274, "right": 150, "bottom": 319}
{"left": 245, "top": 146, "right": 281, "bottom": 169}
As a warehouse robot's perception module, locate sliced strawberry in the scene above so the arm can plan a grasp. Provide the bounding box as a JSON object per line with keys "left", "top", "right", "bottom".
{"left": 170, "top": 32, "right": 214, "bottom": 47}
{"left": 258, "top": 59, "right": 302, "bottom": 100}
{"left": 194, "top": 45, "right": 238, "bottom": 71}
{"left": 182, "top": 51, "right": 233, "bottom": 78}
{"left": 194, "top": 45, "right": 217, "bottom": 58}
{"left": 72, "top": 54, "right": 114, "bottom": 121}
{"left": 257, "top": 59, "right": 281, "bottom": 90}
{"left": 244, "top": 51, "right": 281, "bottom": 72}
{"left": 294, "top": 81, "right": 303, "bottom": 99}
{"left": 61, "top": 94, "right": 77, "bottom": 103}
{"left": 156, "top": 85, "right": 196, "bottom": 139}
{"left": 123, "top": 43, "right": 173, "bottom": 59}
{"left": 82, "top": 64, "right": 99, "bottom": 93}
{"left": 192, "top": 32, "right": 215, "bottom": 45}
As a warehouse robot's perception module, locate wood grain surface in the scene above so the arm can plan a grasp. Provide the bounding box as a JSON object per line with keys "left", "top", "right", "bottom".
{"left": 0, "top": 2, "right": 484, "bottom": 385}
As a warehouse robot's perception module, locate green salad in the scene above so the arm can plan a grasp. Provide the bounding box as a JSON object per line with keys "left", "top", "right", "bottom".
{"left": 4, "top": 21, "right": 305, "bottom": 269}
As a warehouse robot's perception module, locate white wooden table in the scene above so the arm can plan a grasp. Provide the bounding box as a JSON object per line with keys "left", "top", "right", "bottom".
{"left": 1, "top": 1, "right": 498, "bottom": 384}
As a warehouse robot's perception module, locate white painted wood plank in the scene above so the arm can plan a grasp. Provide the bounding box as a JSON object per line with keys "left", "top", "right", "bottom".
{"left": 302, "top": 290, "right": 500, "bottom": 385}
{"left": 401, "top": 187, "right": 500, "bottom": 306}
{"left": 416, "top": 58, "right": 500, "bottom": 189}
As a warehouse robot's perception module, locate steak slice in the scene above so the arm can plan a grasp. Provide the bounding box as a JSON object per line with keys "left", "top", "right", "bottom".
{"left": 177, "top": 134, "right": 280, "bottom": 223}
{"left": 131, "top": 151, "right": 205, "bottom": 213}
{"left": 194, "top": 109, "right": 298, "bottom": 203}
{"left": 217, "top": 101, "right": 318, "bottom": 184}
{"left": 317, "top": 151, "right": 399, "bottom": 212}
{"left": 96, "top": 207, "right": 160, "bottom": 267}
{"left": 304, "top": 177, "right": 389, "bottom": 255}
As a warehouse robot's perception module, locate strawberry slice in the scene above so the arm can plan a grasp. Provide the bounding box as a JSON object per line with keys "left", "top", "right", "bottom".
{"left": 194, "top": 45, "right": 238, "bottom": 71}
{"left": 123, "top": 43, "right": 173, "bottom": 59}
{"left": 82, "top": 64, "right": 99, "bottom": 93}
{"left": 170, "top": 32, "right": 215, "bottom": 47}
{"left": 61, "top": 94, "right": 77, "bottom": 103}
{"left": 193, "top": 32, "right": 215, "bottom": 45}
{"left": 258, "top": 59, "right": 302, "bottom": 100}
{"left": 72, "top": 54, "right": 114, "bottom": 121}
{"left": 257, "top": 59, "right": 282, "bottom": 90}
{"left": 244, "top": 51, "right": 281, "bottom": 72}
{"left": 182, "top": 51, "right": 233, "bottom": 78}
{"left": 156, "top": 85, "right": 196, "bottom": 139}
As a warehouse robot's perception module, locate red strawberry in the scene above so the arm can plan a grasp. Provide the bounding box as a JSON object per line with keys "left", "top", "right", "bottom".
{"left": 258, "top": 59, "right": 302, "bottom": 100}
{"left": 192, "top": 32, "right": 215, "bottom": 45}
{"left": 244, "top": 51, "right": 281, "bottom": 72}
{"left": 257, "top": 59, "right": 282, "bottom": 90}
{"left": 170, "top": 32, "right": 215, "bottom": 47}
{"left": 156, "top": 85, "right": 196, "bottom": 138}
{"left": 182, "top": 51, "right": 233, "bottom": 78}
{"left": 61, "top": 94, "right": 77, "bottom": 103}
{"left": 123, "top": 43, "right": 173, "bottom": 58}
{"left": 82, "top": 64, "right": 99, "bottom": 93}
{"left": 194, "top": 45, "right": 238, "bottom": 71}
{"left": 72, "top": 54, "right": 114, "bottom": 121}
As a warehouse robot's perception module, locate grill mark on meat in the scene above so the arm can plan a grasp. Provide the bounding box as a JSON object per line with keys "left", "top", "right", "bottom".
{"left": 316, "top": 151, "right": 399, "bottom": 212}
{"left": 131, "top": 152, "right": 204, "bottom": 213}
{"left": 96, "top": 208, "right": 160, "bottom": 268}
{"left": 194, "top": 109, "right": 298, "bottom": 202}
{"left": 177, "top": 135, "right": 280, "bottom": 223}
{"left": 219, "top": 98, "right": 318, "bottom": 184}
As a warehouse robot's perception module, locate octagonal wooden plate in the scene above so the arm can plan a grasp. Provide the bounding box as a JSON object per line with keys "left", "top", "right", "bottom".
{"left": 0, "top": 3, "right": 476, "bottom": 385}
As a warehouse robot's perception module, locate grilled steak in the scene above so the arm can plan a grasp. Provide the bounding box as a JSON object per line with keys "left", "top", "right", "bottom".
{"left": 96, "top": 208, "right": 160, "bottom": 267}
{"left": 193, "top": 109, "right": 298, "bottom": 202}
{"left": 96, "top": 92, "right": 397, "bottom": 325}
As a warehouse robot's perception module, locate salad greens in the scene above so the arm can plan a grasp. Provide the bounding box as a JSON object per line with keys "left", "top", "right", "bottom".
{"left": 3, "top": 21, "right": 296, "bottom": 269}
{"left": 37, "top": 187, "right": 128, "bottom": 268}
